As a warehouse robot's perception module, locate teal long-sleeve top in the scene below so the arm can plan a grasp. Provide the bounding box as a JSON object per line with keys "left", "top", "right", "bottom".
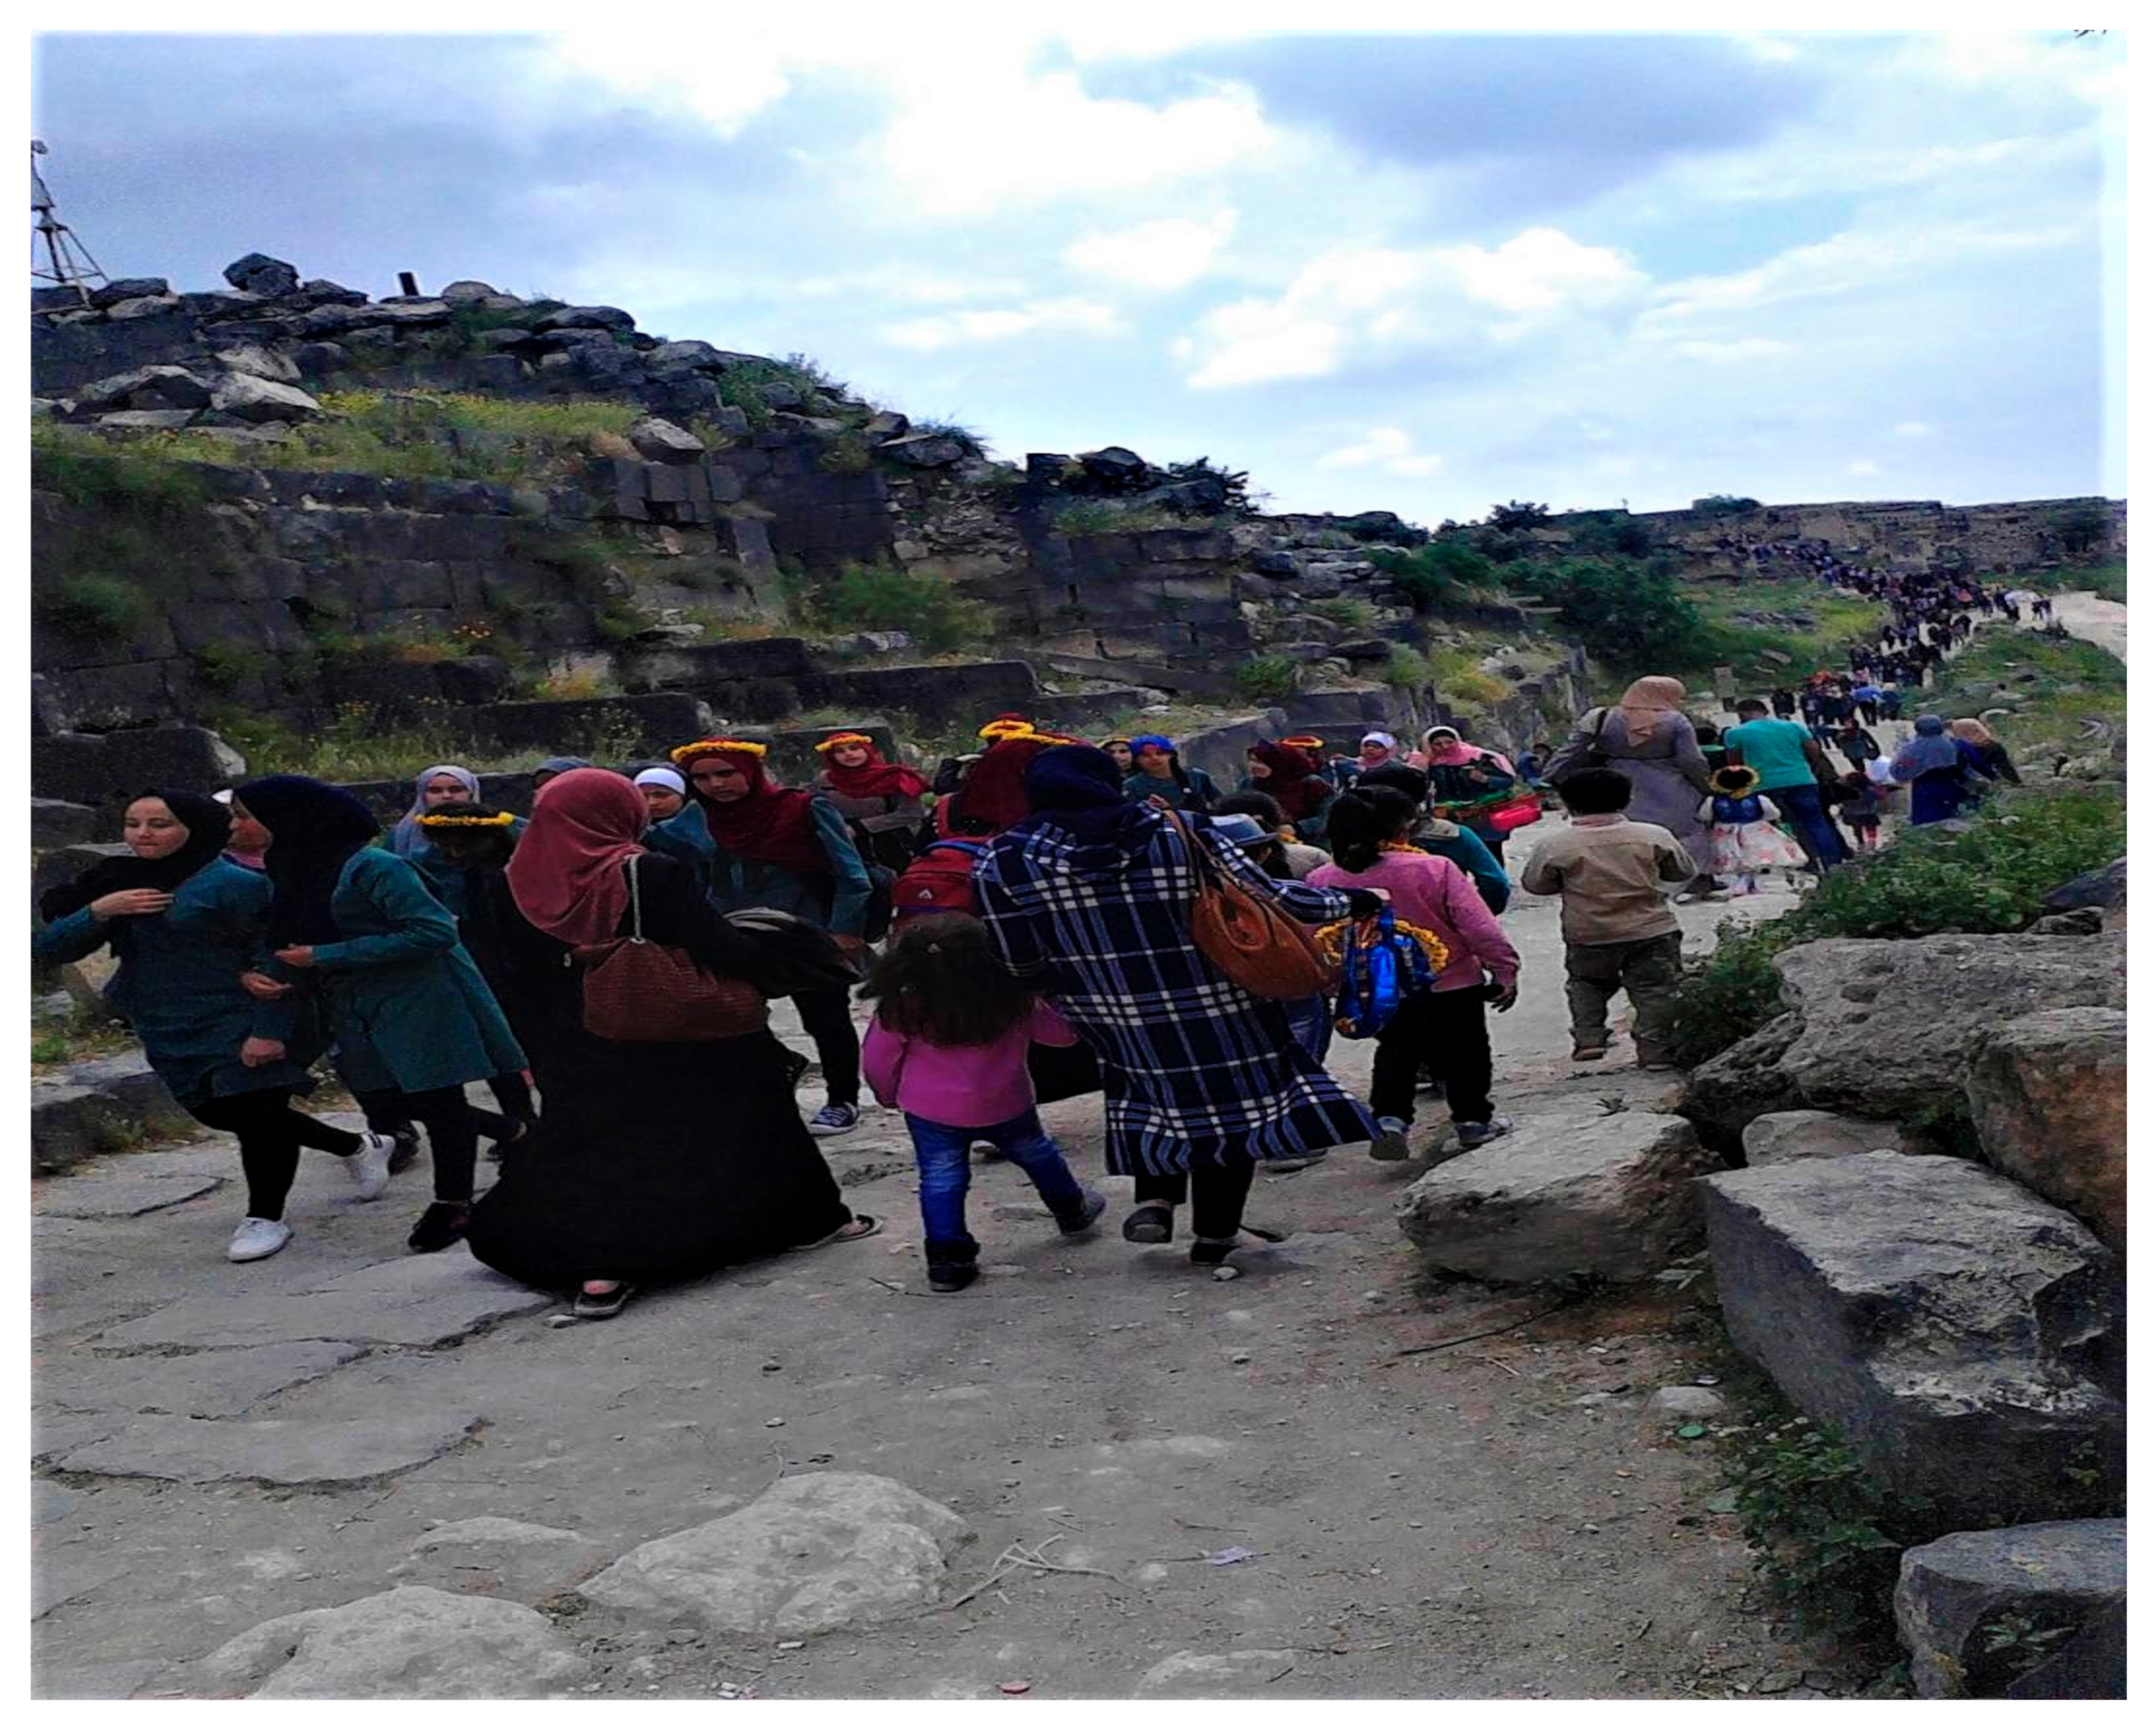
{"left": 33, "top": 860, "right": 318, "bottom": 1108}
{"left": 1413, "top": 818, "right": 1513, "bottom": 914}
{"left": 1124, "top": 765, "right": 1221, "bottom": 813}
{"left": 645, "top": 798, "right": 872, "bottom": 938}
{"left": 262, "top": 848, "right": 526, "bottom": 1095}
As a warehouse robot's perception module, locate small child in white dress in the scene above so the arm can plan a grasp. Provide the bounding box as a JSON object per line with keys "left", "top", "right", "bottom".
{"left": 1701, "top": 764, "right": 1809, "bottom": 894}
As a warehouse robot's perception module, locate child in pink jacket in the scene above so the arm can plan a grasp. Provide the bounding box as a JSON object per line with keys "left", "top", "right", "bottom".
{"left": 1309, "top": 783, "right": 1522, "bottom": 1161}
{"left": 861, "top": 914, "right": 1106, "bottom": 1292}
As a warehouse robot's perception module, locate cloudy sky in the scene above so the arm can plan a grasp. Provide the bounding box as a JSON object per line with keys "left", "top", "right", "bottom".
{"left": 31, "top": 25, "right": 2126, "bottom": 521}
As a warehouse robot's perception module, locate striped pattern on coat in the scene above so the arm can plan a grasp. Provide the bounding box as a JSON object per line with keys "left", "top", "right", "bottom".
{"left": 974, "top": 805, "right": 1379, "bottom": 1178}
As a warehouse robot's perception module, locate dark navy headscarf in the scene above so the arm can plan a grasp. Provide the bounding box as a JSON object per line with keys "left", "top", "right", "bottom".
{"left": 235, "top": 775, "right": 381, "bottom": 947}
{"left": 1023, "top": 745, "right": 1158, "bottom": 843}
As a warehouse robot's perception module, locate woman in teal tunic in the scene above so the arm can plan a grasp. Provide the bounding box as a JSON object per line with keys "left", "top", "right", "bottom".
{"left": 35, "top": 788, "right": 398, "bottom": 1263}
{"left": 234, "top": 775, "right": 526, "bottom": 1255}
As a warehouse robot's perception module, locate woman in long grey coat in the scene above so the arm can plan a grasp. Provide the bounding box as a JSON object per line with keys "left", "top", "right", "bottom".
{"left": 1542, "top": 677, "right": 1718, "bottom": 893}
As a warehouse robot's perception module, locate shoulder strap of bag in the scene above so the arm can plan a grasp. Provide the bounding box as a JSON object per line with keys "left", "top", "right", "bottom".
{"left": 624, "top": 852, "right": 645, "bottom": 944}
{"left": 1161, "top": 806, "right": 1221, "bottom": 885}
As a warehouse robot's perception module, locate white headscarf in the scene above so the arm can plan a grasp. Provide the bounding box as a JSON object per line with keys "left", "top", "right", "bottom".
{"left": 634, "top": 766, "right": 687, "bottom": 795}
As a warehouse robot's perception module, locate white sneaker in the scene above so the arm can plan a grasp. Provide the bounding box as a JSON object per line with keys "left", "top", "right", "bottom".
{"left": 1369, "top": 1116, "right": 1411, "bottom": 1161}
{"left": 227, "top": 1216, "right": 293, "bottom": 1262}
{"left": 345, "top": 1131, "right": 396, "bottom": 1201}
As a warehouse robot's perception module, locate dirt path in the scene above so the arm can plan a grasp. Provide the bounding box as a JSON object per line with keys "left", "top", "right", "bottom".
{"left": 2044, "top": 590, "right": 2127, "bottom": 661}
{"left": 32, "top": 881, "right": 1877, "bottom": 1702}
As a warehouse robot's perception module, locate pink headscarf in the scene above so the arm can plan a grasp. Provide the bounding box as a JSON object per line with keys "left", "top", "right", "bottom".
{"left": 1419, "top": 725, "right": 1516, "bottom": 776}
{"left": 505, "top": 768, "right": 649, "bottom": 945}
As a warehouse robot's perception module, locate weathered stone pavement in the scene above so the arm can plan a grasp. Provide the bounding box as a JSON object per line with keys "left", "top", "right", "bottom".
{"left": 36, "top": 887, "right": 1859, "bottom": 1700}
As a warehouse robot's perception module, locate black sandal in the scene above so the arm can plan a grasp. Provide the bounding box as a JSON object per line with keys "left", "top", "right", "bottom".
{"left": 573, "top": 1283, "right": 639, "bottom": 1320}
{"left": 1121, "top": 1203, "right": 1176, "bottom": 1244}
{"left": 1189, "top": 1224, "right": 1288, "bottom": 1266}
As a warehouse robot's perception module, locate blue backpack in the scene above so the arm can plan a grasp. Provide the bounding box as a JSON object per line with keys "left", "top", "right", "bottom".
{"left": 1331, "top": 907, "right": 1438, "bottom": 1040}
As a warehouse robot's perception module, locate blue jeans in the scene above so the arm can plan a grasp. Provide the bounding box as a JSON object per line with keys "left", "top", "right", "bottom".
{"left": 906, "top": 1108, "right": 1086, "bottom": 1254}
{"left": 1769, "top": 782, "right": 1848, "bottom": 870}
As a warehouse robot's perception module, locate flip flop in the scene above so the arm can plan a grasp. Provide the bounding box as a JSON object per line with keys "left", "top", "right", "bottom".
{"left": 571, "top": 1283, "right": 639, "bottom": 1320}
{"left": 789, "top": 1215, "right": 881, "bottom": 1252}
{"left": 1120, "top": 1202, "right": 1175, "bottom": 1244}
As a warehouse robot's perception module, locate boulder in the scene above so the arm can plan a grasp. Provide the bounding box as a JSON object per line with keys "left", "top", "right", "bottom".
{"left": 104, "top": 295, "right": 183, "bottom": 321}
{"left": 30, "top": 798, "right": 99, "bottom": 849}
{"left": 1333, "top": 638, "right": 1396, "bottom": 662}
{"left": 1964, "top": 1007, "right": 2125, "bottom": 1249}
{"left": 1741, "top": 1108, "right": 1930, "bottom": 1165}
{"left": 576, "top": 1471, "right": 969, "bottom": 1637}
{"left": 289, "top": 342, "right": 347, "bottom": 377}
{"left": 32, "top": 397, "right": 57, "bottom": 419}
{"left": 2042, "top": 856, "right": 2124, "bottom": 913}
{"left": 223, "top": 252, "right": 301, "bottom": 296}
{"left": 647, "top": 338, "right": 724, "bottom": 369}
{"left": 862, "top": 409, "right": 910, "bottom": 439}
{"left": 296, "top": 279, "right": 369, "bottom": 305}
{"left": 96, "top": 409, "right": 198, "bottom": 431}
{"left": 197, "top": 1585, "right": 589, "bottom": 1699}
{"left": 2025, "top": 907, "right": 2105, "bottom": 935}
{"left": 213, "top": 343, "right": 303, "bottom": 383}
{"left": 533, "top": 303, "right": 635, "bottom": 333}
{"left": 1681, "top": 934, "right": 2127, "bottom": 1148}
{"left": 1396, "top": 1112, "right": 1723, "bottom": 1283}
{"left": 1079, "top": 444, "right": 1149, "bottom": 486}
{"left": 879, "top": 433, "right": 967, "bottom": 468}
{"left": 1895, "top": 1520, "right": 2124, "bottom": 1699}
{"left": 88, "top": 277, "right": 171, "bottom": 308}
{"left": 1700, "top": 1154, "right": 2124, "bottom": 1530}
{"left": 70, "top": 365, "right": 213, "bottom": 414}
{"left": 438, "top": 279, "right": 499, "bottom": 303}
{"left": 209, "top": 373, "right": 323, "bottom": 424}
{"left": 627, "top": 416, "right": 704, "bottom": 463}
{"left": 394, "top": 1517, "right": 609, "bottom": 1603}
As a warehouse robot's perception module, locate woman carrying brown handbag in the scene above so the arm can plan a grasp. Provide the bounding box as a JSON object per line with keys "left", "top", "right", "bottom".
{"left": 975, "top": 745, "right": 1386, "bottom": 1269}
{"left": 465, "top": 770, "right": 876, "bottom": 1321}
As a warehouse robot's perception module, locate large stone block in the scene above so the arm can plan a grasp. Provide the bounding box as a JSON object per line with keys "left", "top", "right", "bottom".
{"left": 223, "top": 252, "right": 301, "bottom": 295}
{"left": 1895, "top": 1520, "right": 2124, "bottom": 1699}
{"left": 1682, "top": 934, "right": 2127, "bottom": 1149}
{"left": 1964, "top": 1007, "right": 2125, "bottom": 1249}
{"left": 30, "top": 798, "right": 99, "bottom": 848}
{"left": 578, "top": 1472, "right": 969, "bottom": 1637}
{"left": 799, "top": 662, "right": 1039, "bottom": 730}
{"left": 1700, "top": 1154, "right": 2124, "bottom": 1530}
{"left": 1740, "top": 1108, "right": 1931, "bottom": 1165}
{"left": 208, "top": 372, "right": 323, "bottom": 424}
{"left": 198, "top": 1586, "right": 590, "bottom": 1698}
{"left": 462, "top": 692, "right": 712, "bottom": 758}
{"left": 29, "top": 1052, "right": 196, "bottom": 1176}
{"left": 1397, "top": 1112, "right": 1724, "bottom": 1283}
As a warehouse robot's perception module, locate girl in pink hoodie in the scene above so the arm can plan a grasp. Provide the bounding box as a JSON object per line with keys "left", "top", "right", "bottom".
{"left": 1309, "top": 784, "right": 1522, "bottom": 1161}
{"left": 862, "top": 915, "right": 1106, "bottom": 1292}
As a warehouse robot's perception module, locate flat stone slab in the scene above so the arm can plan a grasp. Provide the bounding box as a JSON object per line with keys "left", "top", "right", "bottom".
{"left": 32, "top": 1412, "right": 123, "bottom": 1463}
{"left": 41, "top": 1171, "right": 226, "bottom": 1219}
{"left": 55, "top": 1409, "right": 483, "bottom": 1486}
{"left": 93, "top": 1255, "right": 554, "bottom": 1349}
{"left": 46, "top": 1341, "right": 366, "bottom": 1418}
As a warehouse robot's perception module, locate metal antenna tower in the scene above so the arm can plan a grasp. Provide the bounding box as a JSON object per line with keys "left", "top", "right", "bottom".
{"left": 32, "top": 139, "right": 108, "bottom": 309}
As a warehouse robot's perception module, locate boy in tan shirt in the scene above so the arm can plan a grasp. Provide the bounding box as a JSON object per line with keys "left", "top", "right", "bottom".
{"left": 1517, "top": 768, "right": 1696, "bottom": 1068}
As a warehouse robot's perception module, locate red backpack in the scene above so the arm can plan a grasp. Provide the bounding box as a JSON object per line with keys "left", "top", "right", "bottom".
{"left": 891, "top": 839, "right": 988, "bottom": 922}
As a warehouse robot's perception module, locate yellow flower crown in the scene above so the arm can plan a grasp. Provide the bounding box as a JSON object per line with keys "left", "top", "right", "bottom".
{"left": 978, "top": 718, "right": 1037, "bottom": 740}
{"left": 669, "top": 738, "right": 769, "bottom": 764}
{"left": 1313, "top": 917, "right": 1453, "bottom": 975}
{"left": 415, "top": 810, "right": 517, "bottom": 828}
{"left": 814, "top": 733, "right": 875, "bottom": 754}
{"left": 1282, "top": 735, "right": 1325, "bottom": 751}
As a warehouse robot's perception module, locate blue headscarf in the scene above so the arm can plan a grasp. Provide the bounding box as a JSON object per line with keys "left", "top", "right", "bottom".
{"left": 1890, "top": 715, "right": 1964, "bottom": 779}
{"left": 1128, "top": 733, "right": 1176, "bottom": 756}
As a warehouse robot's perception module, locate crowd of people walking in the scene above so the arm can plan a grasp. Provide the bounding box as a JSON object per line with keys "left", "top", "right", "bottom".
{"left": 34, "top": 536, "right": 2042, "bottom": 1316}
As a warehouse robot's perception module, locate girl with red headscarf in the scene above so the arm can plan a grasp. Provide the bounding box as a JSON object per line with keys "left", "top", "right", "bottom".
{"left": 646, "top": 739, "right": 876, "bottom": 1139}
{"left": 1239, "top": 740, "right": 1338, "bottom": 842}
{"left": 813, "top": 730, "right": 930, "bottom": 874}
{"left": 469, "top": 768, "right": 875, "bottom": 1320}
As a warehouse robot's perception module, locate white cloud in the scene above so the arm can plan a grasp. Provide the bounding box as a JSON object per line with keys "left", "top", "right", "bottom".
{"left": 1669, "top": 337, "right": 1794, "bottom": 364}
{"left": 1848, "top": 459, "right": 1882, "bottom": 476}
{"left": 1182, "top": 227, "right": 1647, "bottom": 389}
{"left": 1064, "top": 211, "right": 1236, "bottom": 292}
{"left": 881, "top": 297, "right": 1120, "bottom": 352}
{"left": 1893, "top": 420, "right": 1934, "bottom": 439}
{"left": 1315, "top": 426, "right": 1443, "bottom": 478}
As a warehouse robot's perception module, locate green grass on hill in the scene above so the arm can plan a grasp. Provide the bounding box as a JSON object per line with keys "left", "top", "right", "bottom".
{"left": 1924, "top": 628, "right": 2127, "bottom": 766}
{"left": 1681, "top": 576, "right": 1888, "bottom": 689}
{"left": 2025, "top": 560, "right": 2126, "bottom": 604}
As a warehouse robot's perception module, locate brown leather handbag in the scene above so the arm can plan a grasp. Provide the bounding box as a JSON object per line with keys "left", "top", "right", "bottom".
{"left": 1161, "top": 808, "right": 1342, "bottom": 1000}
{"left": 575, "top": 856, "right": 768, "bottom": 1041}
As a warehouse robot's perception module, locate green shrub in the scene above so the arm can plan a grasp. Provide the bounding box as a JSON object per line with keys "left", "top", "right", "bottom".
{"left": 1306, "top": 595, "right": 1379, "bottom": 632}
{"left": 818, "top": 434, "right": 874, "bottom": 476}
{"left": 192, "top": 638, "right": 274, "bottom": 691}
{"left": 1669, "top": 782, "right": 2126, "bottom": 1065}
{"left": 1233, "top": 654, "right": 1302, "bottom": 703}
{"left": 30, "top": 424, "right": 213, "bottom": 511}
{"left": 1381, "top": 644, "right": 1430, "bottom": 688}
{"left": 1371, "top": 537, "right": 1494, "bottom": 611}
{"left": 1054, "top": 500, "right": 1182, "bottom": 536}
{"left": 34, "top": 574, "right": 148, "bottom": 637}
{"left": 803, "top": 562, "right": 991, "bottom": 654}
{"left": 1692, "top": 494, "right": 1761, "bottom": 514}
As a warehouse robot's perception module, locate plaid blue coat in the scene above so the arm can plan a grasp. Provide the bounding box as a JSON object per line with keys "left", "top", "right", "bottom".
{"left": 975, "top": 806, "right": 1379, "bottom": 1178}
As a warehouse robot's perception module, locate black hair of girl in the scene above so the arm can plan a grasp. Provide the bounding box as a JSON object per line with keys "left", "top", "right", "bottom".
{"left": 1214, "top": 789, "right": 1285, "bottom": 828}
{"left": 860, "top": 914, "right": 1036, "bottom": 1049}
{"left": 419, "top": 801, "right": 517, "bottom": 864}
{"left": 1326, "top": 784, "right": 1416, "bottom": 873}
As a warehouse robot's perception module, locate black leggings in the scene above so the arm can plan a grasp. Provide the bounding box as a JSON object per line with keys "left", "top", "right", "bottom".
{"left": 361, "top": 1072, "right": 533, "bottom": 1147}
{"left": 352, "top": 1085, "right": 481, "bottom": 1204}
{"left": 189, "top": 1088, "right": 362, "bottom": 1221}
{"left": 1370, "top": 988, "right": 1495, "bottom": 1127}
{"left": 1133, "top": 1154, "right": 1257, "bottom": 1241}
{"left": 793, "top": 987, "right": 862, "bottom": 1108}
